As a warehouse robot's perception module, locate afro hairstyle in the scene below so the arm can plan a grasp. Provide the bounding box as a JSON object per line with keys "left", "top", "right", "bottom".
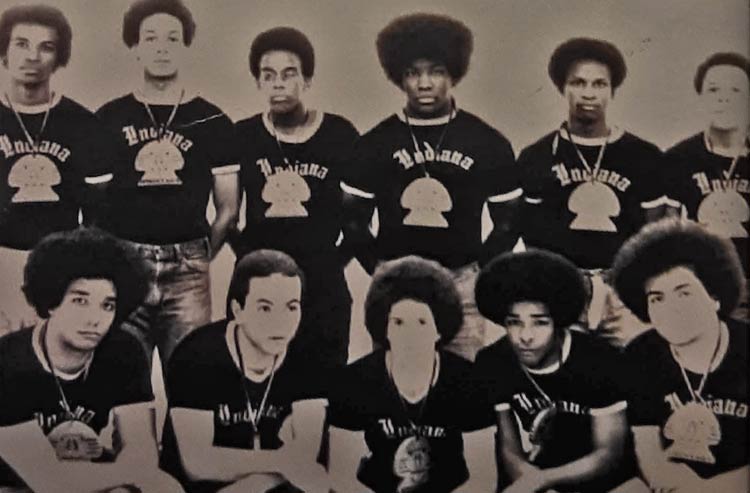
{"left": 0, "top": 4, "right": 72, "bottom": 68}
{"left": 249, "top": 27, "right": 315, "bottom": 80}
{"left": 694, "top": 52, "right": 750, "bottom": 93}
{"left": 475, "top": 249, "right": 586, "bottom": 330}
{"left": 548, "top": 37, "right": 627, "bottom": 93}
{"left": 122, "top": 0, "right": 196, "bottom": 48}
{"left": 611, "top": 219, "right": 745, "bottom": 323}
{"left": 226, "top": 249, "right": 305, "bottom": 319}
{"left": 376, "top": 13, "right": 473, "bottom": 87}
{"left": 364, "top": 255, "right": 463, "bottom": 348}
{"left": 22, "top": 227, "right": 148, "bottom": 324}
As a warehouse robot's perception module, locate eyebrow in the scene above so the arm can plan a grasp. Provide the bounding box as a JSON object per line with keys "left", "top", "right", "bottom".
{"left": 68, "top": 289, "right": 90, "bottom": 296}
{"left": 143, "top": 29, "right": 180, "bottom": 34}
{"left": 673, "top": 283, "right": 691, "bottom": 291}
{"left": 255, "top": 298, "right": 274, "bottom": 305}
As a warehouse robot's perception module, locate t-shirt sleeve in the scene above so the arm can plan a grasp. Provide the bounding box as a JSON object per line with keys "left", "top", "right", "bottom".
{"left": 340, "top": 132, "right": 384, "bottom": 200}
{"left": 327, "top": 365, "right": 368, "bottom": 430}
{"left": 76, "top": 114, "right": 116, "bottom": 186}
{"left": 474, "top": 348, "right": 515, "bottom": 413}
{"left": 205, "top": 112, "right": 241, "bottom": 176}
{"left": 112, "top": 332, "right": 154, "bottom": 407}
{"left": 585, "top": 345, "right": 629, "bottom": 416}
{"left": 165, "top": 339, "right": 214, "bottom": 411}
{"left": 485, "top": 131, "right": 522, "bottom": 205}
{"left": 659, "top": 147, "right": 691, "bottom": 210}
{"left": 637, "top": 145, "right": 672, "bottom": 211}
{"left": 457, "top": 363, "right": 497, "bottom": 432}
{"left": 621, "top": 337, "right": 660, "bottom": 426}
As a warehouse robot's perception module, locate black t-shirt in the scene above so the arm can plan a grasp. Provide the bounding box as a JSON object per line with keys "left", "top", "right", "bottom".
{"left": 342, "top": 110, "right": 518, "bottom": 269}
{"left": 475, "top": 331, "right": 627, "bottom": 477}
{"left": 665, "top": 133, "right": 749, "bottom": 274}
{"left": 160, "top": 320, "right": 328, "bottom": 493}
{"left": 625, "top": 320, "right": 748, "bottom": 479}
{"left": 0, "top": 96, "right": 113, "bottom": 250}
{"left": 328, "top": 349, "right": 495, "bottom": 493}
{"left": 236, "top": 112, "right": 359, "bottom": 277}
{"left": 96, "top": 93, "right": 239, "bottom": 244}
{"left": 520, "top": 129, "right": 664, "bottom": 269}
{"left": 0, "top": 326, "right": 153, "bottom": 487}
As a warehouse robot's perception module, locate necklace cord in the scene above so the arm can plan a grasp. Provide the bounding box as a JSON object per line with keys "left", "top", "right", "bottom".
{"left": 671, "top": 322, "right": 724, "bottom": 403}
{"left": 386, "top": 351, "right": 438, "bottom": 429}
{"left": 403, "top": 99, "right": 456, "bottom": 179}
{"left": 561, "top": 122, "right": 610, "bottom": 180}
{"left": 141, "top": 88, "right": 185, "bottom": 139}
{"left": 233, "top": 324, "right": 278, "bottom": 434}
{"left": 5, "top": 92, "right": 53, "bottom": 153}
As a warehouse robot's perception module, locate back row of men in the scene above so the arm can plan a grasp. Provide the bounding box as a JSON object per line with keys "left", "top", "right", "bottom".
{"left": 0, "top": 0, "right": 748, "bottom": 365}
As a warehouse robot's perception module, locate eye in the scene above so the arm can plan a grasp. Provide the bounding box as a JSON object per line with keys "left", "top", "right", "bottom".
{"left": 417, "top": 317, "right": 427, "bottom": 325}
{"left": 144, "top": 35, "right": 157, "bottom": 42}
{"left": 288, "top": 302, "right": 300, "bottom": 312}
{"left": 677, "top": 289, "right": 691, "bottom": 298}
{"left": 40, "top": 43, "right": 57, "bottom": 54}
{"left": 647, "top": 294, "right": 663, "bottom": 305}
{"left": 504, "top": 318, "right": 522, "bottom": 329}
{"left": 707, "top": 86, "right": 719, "bottom": 93}
{"left": 593, "top": 80, "right": 609, "bottom": 89}
{"left": 257, "top": 305, "right": 272, "bottom": 313}
{"left": 403, "top": 68, "right": 417, "bottom": 78}
{"left": 102, "top": 301, "right": 116, "bottom": 312}
{"left": 390, "top": 317, "right": 403, "bottom": 326}
{"left": 431, "top": 66, "right": 448, "bottom": 76}
{"left": 533, "top": 318, "right": 552, "bottom": 327}
{"left": 71, "top": 296, "right": 88, "bottom": 306}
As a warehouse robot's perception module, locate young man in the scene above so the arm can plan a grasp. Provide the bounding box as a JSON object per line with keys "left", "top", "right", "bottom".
{"left": 341, "top": 13, "right": 521, "bottom": 361}
{"left": 0, "top": 228, "right": 182, "bottom": 493}
{"left": 161, "top": 249, "right": 329, "bottom": 493}
{"left": 612, "top": 219, "right": 748, "bottom": 492}
{"left": 0, "top": 4, "right": 114, "bottom": 336}
{"left": 96, "top": 0, "right": 240, "bottom": 365}
{"left": 663, "top": 53, "right": 749, "bottom": 320}
{"left": 474, "top": 250, "right": 637, "bottom": 493}
{"left": 518, "top": 37, "right": 664, "bottom": 346}
{"left": 328, "top": 256, "right": 496, "bottom": 493}
{"left": 234, "top": 27, "right": 359, "bottom": 370}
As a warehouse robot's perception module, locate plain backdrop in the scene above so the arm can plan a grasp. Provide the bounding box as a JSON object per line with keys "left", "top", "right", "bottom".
{"left": 2, "top": 0, "right": 747, "bottom": 357}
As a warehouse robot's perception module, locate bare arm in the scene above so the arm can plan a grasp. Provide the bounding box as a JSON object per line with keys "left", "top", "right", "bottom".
{"left": 209, "top": 171, "right": 241, "bottom": 260}
{"left": 495, "top": 406, "right": 539, "bottom": 482}
{"left": 456, "top": 427, "right": 498, "bottom": 492}
{"left": 328, "top": 426, "right": 375, "bottom": 493}
{"left": 632, "top": 425, "right": 703, "bottom": 491}
{"left": 340, "top": 187, "right": 377, "bottom": 274}
{"left": 482, "top": 196, "right": 522, "bottom": 264}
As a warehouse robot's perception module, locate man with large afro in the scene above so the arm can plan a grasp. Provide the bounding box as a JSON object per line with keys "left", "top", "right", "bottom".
{"left": 474, "top": 249, "right": 639, "bottom": 493}
{"left": 516, "top": 36, "right": 665, "bottom": 348}
{"left": 328, "top": 256, "right": 497, "bottom": 493}
{"left": 341, "top": 13, "right": 522, "bottom": 362}
{"left": 611, "top": 219, "right": 748, "bottom": 491}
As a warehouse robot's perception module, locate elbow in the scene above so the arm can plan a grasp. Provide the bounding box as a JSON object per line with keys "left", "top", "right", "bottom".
{"left": 178, "top": 448, "right": 214, "bottom": 483}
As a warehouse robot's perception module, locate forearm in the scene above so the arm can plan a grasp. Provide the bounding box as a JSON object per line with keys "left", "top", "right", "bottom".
{"left": 536, "top": 447, "right": 615, "bottom": 490}
{"left": 209, "top": 208, "right": 239, "bottom": 259}
{"left": 182, "top": 444, "right": 293, "bottom": 483}
{"left": 501, "top": 446, "right": 536, "bottom": 481}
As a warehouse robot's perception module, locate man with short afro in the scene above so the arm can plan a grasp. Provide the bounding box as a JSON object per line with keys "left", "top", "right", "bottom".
{"left": 474, "top": 250, "right": 638, "bottom": 492}
{"left": 341, "top": 12, "right": 521, "bottom": 362}
{"left": 233, "top": 25, "right": 359, "bottom": 372}
{"left": 662, "top": 51, "right": 750, "bottom": 319}
{"left": 612, "top": 219, "right": 748, "bottom": 491}
{"left": 517, "top": 36, "right": 665, "bottom": 347}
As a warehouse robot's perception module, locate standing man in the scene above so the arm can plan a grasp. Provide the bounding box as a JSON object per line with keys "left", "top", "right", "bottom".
{"left": 234, "top": 27, "right": 359, "bottom": 370}
{"left": 341, "top": 13, "right": 521, "bottom": 361}
{"left": 612, "top": 219, "right": 748, "bottom": 492}
{"left": 518, "top": 38, "right": 665, "bottom": 346}
{"left": 663, "top": 53, "right": 749, "bottom": 320}
{"left": 96, "top": 0, "right": 240, "bottom": 365}
{"left": 0, "top": 4, "right": 114, "bottom": 335}
{"left": 0, "top": 228, "right": 182, "bottom": 493}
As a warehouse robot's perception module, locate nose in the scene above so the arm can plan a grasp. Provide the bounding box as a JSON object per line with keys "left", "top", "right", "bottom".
{"left": 581, "top": 84, "right": 596, "bottom": 99}
{"left": 25, "top": 47, "right": 41, "bottom": 62}
{"left": 518, "top": 326, "right": 534, "bottom": 346}
{"left": 417, "top": 71, "right": 433, "bottom": 90}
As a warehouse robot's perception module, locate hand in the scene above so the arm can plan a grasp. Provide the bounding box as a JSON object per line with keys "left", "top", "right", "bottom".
{"left": 649, "top": 467, "right": 703, "bottom": 493}
{"left": 281, "top": 460, "right": 329, "bottom": 493}
{"left": 133, "top": 470, "right": 185, "bottom": 493}
{"left": 598, "top": 290, "right": 648, "bottom": 348}
{"left": 501, "top": 471, "right": 551, "bottom": 493}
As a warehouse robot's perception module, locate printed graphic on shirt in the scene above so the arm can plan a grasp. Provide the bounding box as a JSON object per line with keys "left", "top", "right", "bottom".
{"left": 696, "top": 189, "right": 748, "bottom": 238}
{"left": 7, "top": 154, "right": 61, "bottom": 203}
{"left": 567, "top": 181, "right": 620, "bottom": 232}
{"left": 394, "top": 436, "right": 431, "bottom": 492}
{"left": 262, "top": 169, "right": 311, "bottom": 218}
{"left": 663, "top": 401, "right": 721, "bottom": 464}
{"left": 135, "top": 139, "right": 184, "bottom": 186}
{"left": 401, "top": 176, "right": 452, "bottom": 228}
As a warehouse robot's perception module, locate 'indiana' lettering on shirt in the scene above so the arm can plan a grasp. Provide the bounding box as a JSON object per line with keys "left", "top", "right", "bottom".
{"left": 551, "top": 163, "right": 631, "bottom": 191}
{"left": 513, "top": 392, "right": 590, "bottom": 416}
{"left": 393, "top": 142, "right": 475, "bottom": 171}
{"left": 378, "top": 418, "right": 447, "bottom": 438}
{"left": 664, "top": 392, "right": 748, "bottom": 418}
{"left": 0, "top": 135, "right": 70, "bottom": 162}
{"left": 34, "top": 405, "right": 96, "bottom": 433}
{"left": 692, "top": 172, "right": 750, "bottom": 195}
{"left": 256, "top": 158, "right": 329, "bottom": 180}
{"left": 216, "top": 403, "right": 285, "bottom": 426}
{"left": 122, "top": 125, "right": 193, "bottom": 152}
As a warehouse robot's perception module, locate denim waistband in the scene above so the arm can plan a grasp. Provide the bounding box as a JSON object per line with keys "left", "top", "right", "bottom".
{"left": 124, "top": 237, "right": 210, "bottom": 261}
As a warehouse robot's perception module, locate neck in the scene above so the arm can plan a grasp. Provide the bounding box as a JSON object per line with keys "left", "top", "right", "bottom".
{"left": 568, "top": 116, "right": 608, "bottom": 138}
{"left": 237, "top": 329, "right": 278, "bottom": 378}
{"left": 43, "top": 322, "right": 92, "bottom": 376}
{"left": 672, "top": 318, "right": 722, "bottom": 372}
{"left": 388, "top": 348, "right": 436, "bottom": 392}
{"left": 140, "top": 73, "right": 181, "bottom": 103}
{"left": 706, "top": 126, "right": 748, "bottom": 154}
{"left": 270, "top": 103, "right": 308, "bottom": 130}
{"left": 405, "top": 101, "right": 453, "bottom": 120}
{"left": 7, "top": 80, "right": 51, "bottom": 106}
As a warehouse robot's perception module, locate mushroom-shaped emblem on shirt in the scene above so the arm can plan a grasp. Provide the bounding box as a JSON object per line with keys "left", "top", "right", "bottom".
{"left": 47, "top": 420, "right": 106, "bottom": 461}
{"left": 262, "top": 169, "right": 310, "bottom": 218}
{"left": 401, "top": 176, "right": 452, "bottom": 228}
{"left": 697, "top": 189, "right": 749, "bottom": 238}
{"left": 135, "top": 140, "right": 184, "bottom": 186}
{"left": 8, "top": 154, "right": 61, "bottom": 203}
{"left": 664, "top": 402, "right": 721, "bottom": 465}
{"left": 568, "top": 181, "right": 620, "bottom": 232}
{"left": 393, "top": 436, "right": 431, "bottom": 492}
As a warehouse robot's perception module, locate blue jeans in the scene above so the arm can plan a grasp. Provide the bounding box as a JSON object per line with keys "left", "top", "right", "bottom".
{"left": 120, "top": 237, "right": 212, "bottom": 368}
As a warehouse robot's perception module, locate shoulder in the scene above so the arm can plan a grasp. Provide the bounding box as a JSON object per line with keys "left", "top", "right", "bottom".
{"left": 665, "top": 133, "right": 703, "bottom": 157}
{"left": 235, "top": 113, "right": 264, "bottom": 132}
{"left": 568, "top": 330, "right": 625, "bottom": 373}
{"left": 618, "top": 131, "right": 662, "bottom": 155}
{"left": 95, "top": 93, "right": 136, "bottom": 117}
{"left": 57, "top": 96, "right": 95, "bottom": 118}
{"left": 624, "top": 328, "right": 667, "bottom": 361}
{"left": 169, "top": 320, "right": 229, "bottom": 369}
{"left": 322, "top": 112, "right": 358, "bottom": 133}
{"left": 518, "top": 131, "right": 558, "bottom": 159}
{"left": 359, "top": 114, "right": 401, "bottom": 141}
{"left": 455, "top": 110, "right": 509, "bottom": 140}
{"left": 0, "top": 327, "right": 34, "bottom": 364}
{"left": 475, "top": 337, "right": 516, "bottom": 375}
{"left": 725, "top": 318, "right": 748, "bottom": 363}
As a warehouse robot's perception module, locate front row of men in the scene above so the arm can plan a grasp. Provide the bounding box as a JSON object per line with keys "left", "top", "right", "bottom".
{"left": 0, "top": 219, "right": 746, "bottom": 492}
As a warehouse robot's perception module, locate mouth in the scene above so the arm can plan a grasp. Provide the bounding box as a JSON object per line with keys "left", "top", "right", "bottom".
{"left": 270, "top": 96, "right": 291, "bottom": 103}
{"left": 417, "top": 96, "right": 437, "bottom": 105}
{"left": 77, "top": 331, "right": 103, "bottom": 341}
{"left": 577, "top": 104, "right": 599, "bottom": 112}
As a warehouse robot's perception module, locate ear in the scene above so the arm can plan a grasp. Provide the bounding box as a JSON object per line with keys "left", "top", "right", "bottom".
{"left": 714, "top": 298, "right": 721, "bottom": 312}
{"left": 1, "top": 56, "right": 6, "bottom": 68}
{"left": 303, "top": 77, "right": 312, "bottom": 90}
{"left": 230, "top": 299, "right": 243, "bottom": 320}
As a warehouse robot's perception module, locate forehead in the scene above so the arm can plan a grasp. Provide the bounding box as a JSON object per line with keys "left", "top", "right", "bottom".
{"left": 139, "top": 13, "right": 183, "bottom": 34}
{"left": 645, "top": 266, "right": 704, "bottom": 292}
{"left": 65, "top": 278, "right": 116, "bottom": 298}
{"left": 389, "top": 298, "right": 433, "bottom": 316}
{"left": 245, "top": 273, "right": 301, "bottom": 300}
{"left": 10, "top": 23, "right": 58, "bottom": 43}
{"left": 406, "top": 58, "right": 447, "bottom": 70}
{"left": 566, "top": 59, "right": 611, "bottom": 80}
{"left": 259, "top": 50, "right": 302, "bottom": 71}
{"left": 704, "top": 64, "right": 750, "bottom": 87}
{"left": 507, "top": 301, "right": 550, "bottom": 316}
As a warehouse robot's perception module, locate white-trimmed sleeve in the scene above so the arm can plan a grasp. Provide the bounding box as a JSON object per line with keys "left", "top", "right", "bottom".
{"left": 589, "top": 400, "right": 627, "bottom": 417}
{"left": 488, "top": 187, "right": 523, "bottom": 203}
{"left": 341, "top": 181, "right": 375, "bottom": 199}
{"left": 640, "top": 194, "right": 681, "bottom": 210}
{"left": 84, "top": 173, "right": 113, "bottom": 185}
{"left": 494, "top": 402, "right": 512, "bottom": 412}
{"left": 211, "top": 163, "right": 240, "bottom": 175}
